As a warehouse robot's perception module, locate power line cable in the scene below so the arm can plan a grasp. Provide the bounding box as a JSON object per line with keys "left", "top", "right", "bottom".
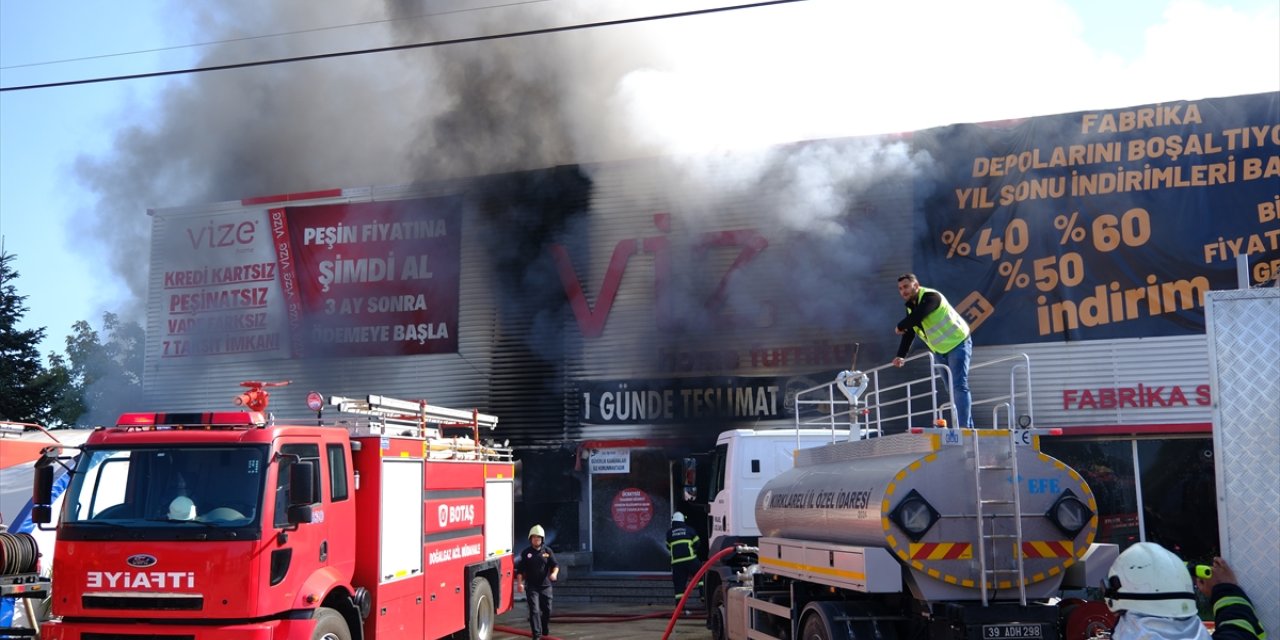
{"left": 0, "top": 0, "right": 552, "bottom": 71}
{"left": 0, "top": 0, "right": 807, "bottom": 93}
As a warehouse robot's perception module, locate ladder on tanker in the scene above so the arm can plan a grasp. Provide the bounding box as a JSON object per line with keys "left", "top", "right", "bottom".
{"left": 971, "top": 428, "right": 1028, "bottom": 606}
{"left": 967, "top": 353, "right": 1035, "bottom": 605}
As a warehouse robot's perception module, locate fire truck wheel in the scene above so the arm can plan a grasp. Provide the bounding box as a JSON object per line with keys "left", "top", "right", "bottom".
{"left": 312, "top": 606, "right": 352, "bottom": 640}
{"left": 467, "top": 576, "right": 495, "bottom": 640}
{"left": 708, "top": 585, "right": 727, "bottom": 640}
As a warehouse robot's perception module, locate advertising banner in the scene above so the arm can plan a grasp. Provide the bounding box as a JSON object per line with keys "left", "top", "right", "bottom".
{"left": 272, "top": 196, "right": 462, "bottom": 357}
{"left": 159, "top": 211, "right": 290, "bottom": 360}
{"left": 913, "top": 92, "right": 1279, "bottom": 345}
{"left": 157, "top": 195, "right": 462, "bottom": 360}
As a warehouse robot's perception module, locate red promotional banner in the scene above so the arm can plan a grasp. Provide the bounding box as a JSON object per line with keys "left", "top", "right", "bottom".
{"left": 274, "top": 196, "right": 462, "bottom": 357}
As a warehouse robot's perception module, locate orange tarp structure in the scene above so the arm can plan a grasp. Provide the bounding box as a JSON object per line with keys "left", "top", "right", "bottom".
{"left": 0, "top": 439, "right": 52, "bottom": 469}
{"left": 0, "top": 422, "right": 60, "bottom": 469}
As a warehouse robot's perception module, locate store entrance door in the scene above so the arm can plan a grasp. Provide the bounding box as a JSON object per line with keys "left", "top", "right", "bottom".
{"left": 590, "top": 448, "right": 671, "bottom": 572}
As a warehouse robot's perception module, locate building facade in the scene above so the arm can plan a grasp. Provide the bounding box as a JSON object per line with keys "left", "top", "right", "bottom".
{"left": 142, "top": 91, "right": 1279, "bottom": 572}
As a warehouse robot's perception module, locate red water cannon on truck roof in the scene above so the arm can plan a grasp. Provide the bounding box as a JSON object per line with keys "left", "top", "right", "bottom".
{"left": 29, "top": 381, "right": 515, "bottom": 640}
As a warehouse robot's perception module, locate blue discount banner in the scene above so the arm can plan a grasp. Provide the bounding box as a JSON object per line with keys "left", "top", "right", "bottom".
{"left": 912, "top": 92, "right": 1279, "bottom": 345}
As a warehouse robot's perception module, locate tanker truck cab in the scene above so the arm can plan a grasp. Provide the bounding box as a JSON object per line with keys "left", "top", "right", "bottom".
{"left": 701, "top": 428, "right": 849, "bottom": 637}
{"left": 706, "top": 429, "right": 849, "bottom": 548}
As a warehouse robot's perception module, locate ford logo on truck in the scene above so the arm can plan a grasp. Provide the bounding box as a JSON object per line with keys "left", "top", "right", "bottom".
{"left": 126, "top": 554, "right": 158, "bottom": 568}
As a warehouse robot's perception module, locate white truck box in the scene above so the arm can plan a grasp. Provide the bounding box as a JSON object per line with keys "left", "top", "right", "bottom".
{"left": 1204, "top": 287, "right": 1279, "bottom": 633}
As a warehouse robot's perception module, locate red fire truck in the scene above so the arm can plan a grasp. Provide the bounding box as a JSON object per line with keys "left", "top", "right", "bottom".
{"left": 29, "top": 382, "right": 515, "bottom": 640}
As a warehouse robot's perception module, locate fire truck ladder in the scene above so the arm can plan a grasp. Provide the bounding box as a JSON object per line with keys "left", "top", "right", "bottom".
{"left": 327, "top": 394, "right": 508, "bottom": 461}
{"left": 969, "top": 354, "right": 1034, "bottom": 606}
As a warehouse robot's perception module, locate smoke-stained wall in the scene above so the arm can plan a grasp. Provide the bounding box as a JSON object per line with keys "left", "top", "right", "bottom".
{"left": 141, "top": 136, "right": 923, "bottom": 452}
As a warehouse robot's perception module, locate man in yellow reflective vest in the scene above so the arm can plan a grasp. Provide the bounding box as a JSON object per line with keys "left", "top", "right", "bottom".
{"left": 892, "top": 273, "right": 974, "bottom": 427}
{"left": 666, "top": 512, "right": 703, "bottom": 603}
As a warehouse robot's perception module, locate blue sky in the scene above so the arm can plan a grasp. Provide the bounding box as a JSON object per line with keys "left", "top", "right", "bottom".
{"left": 2, "top": 0, "right": 1278, "bottom": 358}
{"left": 1, "top": 2, "right": 191, "bottom": 355}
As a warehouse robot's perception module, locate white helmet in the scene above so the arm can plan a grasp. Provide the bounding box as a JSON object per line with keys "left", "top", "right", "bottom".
{"left": 1105, "top": 542, "right": 1198, "bottom": 618}
{"left": 528, "top": 524, "right": 546, "bottom": 538}
{"left": 672, "top": 512, "right": 685, "bottom": 523}
{"left": 168, "top": 496, "right": 196, "bottom": 521}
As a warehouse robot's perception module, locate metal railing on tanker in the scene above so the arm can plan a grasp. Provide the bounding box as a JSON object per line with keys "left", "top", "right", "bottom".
{"left": 326, "top": 394, "right": 513, "bottom": 462}
{"left": 791, "top": 350, "right": 1035, "bottom": 441}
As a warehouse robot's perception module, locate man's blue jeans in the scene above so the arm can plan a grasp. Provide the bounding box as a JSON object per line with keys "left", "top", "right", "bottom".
{"left": 940, "top": 336, "right": 973, "bottom": 427}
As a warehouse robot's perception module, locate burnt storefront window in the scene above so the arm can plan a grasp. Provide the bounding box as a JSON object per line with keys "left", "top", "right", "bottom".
{"left": 590, "top": 449, "right": 672, "bottom": 572}
{"left": 1136, "top": 438, "right": 1218, "bottom": 561}
{"left": 1040, "top": 439, "right": 1139, "bottom": 547}
{"left": 1042, "top": 436, "right": 1219, "bottom": 559}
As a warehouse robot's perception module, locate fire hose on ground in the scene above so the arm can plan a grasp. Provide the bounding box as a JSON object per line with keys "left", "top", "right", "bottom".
{"left": 493, "top": 544, "right": 751, "bottom": 639}
{"left": 661, "top": 545, "right": 750, "bottom": 640}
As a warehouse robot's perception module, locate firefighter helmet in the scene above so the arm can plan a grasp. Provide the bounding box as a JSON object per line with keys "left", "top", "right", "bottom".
{"left": 168, "top": 496, "right": 196, "bottom": 521}
{"left": 672, "top": 512, "right": 685, "bottom": 523}
{"left": 528, "top": 524, "right": 546, "bottom": 539}
{"left": 1105, "top": 542, "right": 1199, "bottom": 618}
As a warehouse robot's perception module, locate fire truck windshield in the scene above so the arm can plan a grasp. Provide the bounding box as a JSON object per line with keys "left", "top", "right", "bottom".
{"left": 59, "top": 445, "right": 268, "bottom": 541}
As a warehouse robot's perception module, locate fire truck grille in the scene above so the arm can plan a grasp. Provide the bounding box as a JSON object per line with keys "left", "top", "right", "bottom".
{"left": 84, "top": 635, "right": 195, "bottom": 640}
{"left": 82, "top": 594, "right": 204, "bottom": 611}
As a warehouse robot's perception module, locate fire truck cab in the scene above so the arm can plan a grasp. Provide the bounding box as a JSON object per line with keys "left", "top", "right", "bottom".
{"left": 31, "top": 385, "right": 515, "bottom": 640}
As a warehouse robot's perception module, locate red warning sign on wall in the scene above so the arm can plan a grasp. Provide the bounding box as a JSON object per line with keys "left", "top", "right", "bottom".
{"left": 610, "top": 487, "right": 654, "bottom": 533}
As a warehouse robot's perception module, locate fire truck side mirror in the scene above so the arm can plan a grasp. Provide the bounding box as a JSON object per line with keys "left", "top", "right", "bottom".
{"left": 32, "top": 463, "right": 55, "bottom": 524}
{"left": 286, "top": 460, "right": 316, "bottom": 525}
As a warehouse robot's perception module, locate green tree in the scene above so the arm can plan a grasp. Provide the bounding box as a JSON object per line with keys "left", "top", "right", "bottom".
{"left": 0, "top": 251, "right": 57, "bottom": 423}
{"left": 48, "top": 312, "right": 144, "bottom": 427}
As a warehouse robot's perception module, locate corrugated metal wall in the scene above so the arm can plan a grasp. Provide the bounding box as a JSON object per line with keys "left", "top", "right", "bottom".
{"left": 972, "top": 335, "right": 1211, "bottom": 427}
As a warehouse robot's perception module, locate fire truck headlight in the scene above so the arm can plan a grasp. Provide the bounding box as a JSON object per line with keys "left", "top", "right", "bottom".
{"left": 1046, "top": 489, "right": 1093, "bottom": 537}
{"left": 889, "top": 489, "right": 940, "bottom": 541}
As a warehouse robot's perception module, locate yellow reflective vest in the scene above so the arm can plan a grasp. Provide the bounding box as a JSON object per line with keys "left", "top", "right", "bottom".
{"left": 666, "top": 525, "right": 700, "bottom": 564}
{"left": 912, "top": 286, "right": 970, "bottom": 355}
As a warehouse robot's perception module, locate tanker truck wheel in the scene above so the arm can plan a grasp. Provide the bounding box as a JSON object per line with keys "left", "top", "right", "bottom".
{"left": 312, "top": 606, "right": 352, "bottom": 640}
{"left": 709, "top": 585, "right": 728, "bottom": 640}
{"left": 800, "top": 602, "right": 860, "bottom": 640}
{"left": 466, "top": 576, "right": 495, "bottom": 640}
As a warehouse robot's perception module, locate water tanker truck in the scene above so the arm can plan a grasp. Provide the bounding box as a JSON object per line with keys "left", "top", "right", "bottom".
{"left": 709, "top": 354, "right": 1118, "bottom": 640}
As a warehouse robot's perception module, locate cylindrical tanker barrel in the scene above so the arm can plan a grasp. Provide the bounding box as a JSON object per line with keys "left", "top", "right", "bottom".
{"left": 755, "top": 430, "right": 1097, "bottom": 600}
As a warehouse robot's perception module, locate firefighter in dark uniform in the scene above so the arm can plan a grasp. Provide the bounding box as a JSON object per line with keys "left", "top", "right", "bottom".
{"left": 515, "top": 524, "right": 558, "bottom": 640}
{"left": 666, "top": 512, "right": 703, "bottom": 603}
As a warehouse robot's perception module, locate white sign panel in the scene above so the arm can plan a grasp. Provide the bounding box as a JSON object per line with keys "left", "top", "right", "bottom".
{"left": 590, "top": 448, "right": 631, "bottom": 474}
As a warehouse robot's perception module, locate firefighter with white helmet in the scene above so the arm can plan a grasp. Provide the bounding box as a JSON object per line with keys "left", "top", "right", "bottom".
{"left": 515, "top": 524, "right": 558, "bottom": 640}
{"left": 666, "top": 512, "right": 703, "bottom": 603}
{"left": 167, "top": 496, "right": 197, "bottom": 521}
{"left": 1105, "top": 542, "right": 1212, "bottom": 640}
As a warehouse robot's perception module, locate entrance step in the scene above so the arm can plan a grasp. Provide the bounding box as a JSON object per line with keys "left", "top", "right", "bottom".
{"left": 552, "top": 574, "right": 683, "bottom": 605}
